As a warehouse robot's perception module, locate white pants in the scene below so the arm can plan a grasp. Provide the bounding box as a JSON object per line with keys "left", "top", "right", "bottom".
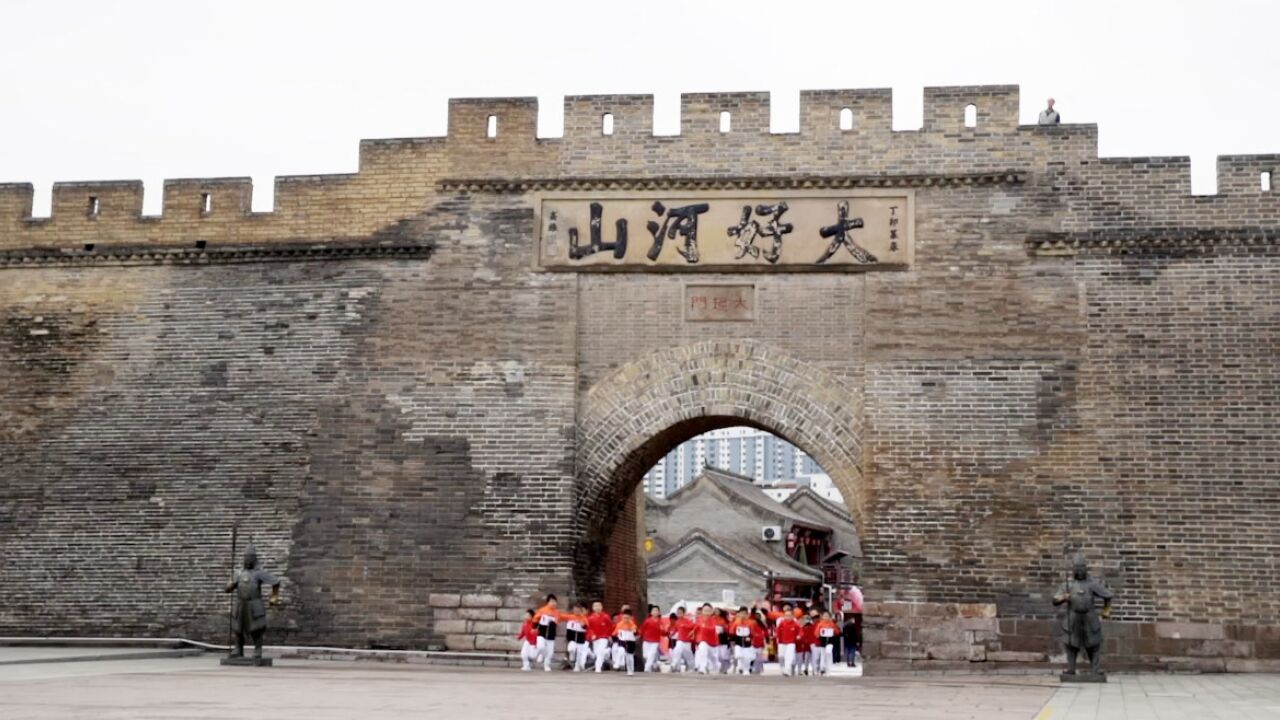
{"left": 778, "top": 643, "right": 796, "bottom": 675}
{"left": 535, "top": 636, "right": 556, "bottom": 671}
{"left": 752, "top": 648, "right": 764, "bottom": 674}
{"left": 694, "top": 641, "right": 714, "bottom": 673}
{"left": 718, "top": 644, "right": 732, "bottom": 673}
{"left": 612, "top": 643, "right": 626, "bottom": 671}
{"left": 520, "top": 641, "right": 539, "bottom": 670}
{"left": 671, "top": 640, "right": 695, "bottom": 672}
{"left": 797, "top": 650, "right": 810, "bottom": 674}
{"left": 642, "top": 641, "right": 660, "bottom": 672}
{"left": 733, "top": 645, "right": 755, "bottom": 675}
{"left": 573, "top": 641, "right": 589, "bottom": 671}
{"left": 815, "top": 644, "right": 834, "bottom": 674}
{"left": 592, "top": 638, "right": 610, "bottom": 672}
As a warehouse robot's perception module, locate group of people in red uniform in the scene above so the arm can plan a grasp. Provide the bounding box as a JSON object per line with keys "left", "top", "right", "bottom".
{"left": 517, "top": 594, "right": 855, "bottom": 677}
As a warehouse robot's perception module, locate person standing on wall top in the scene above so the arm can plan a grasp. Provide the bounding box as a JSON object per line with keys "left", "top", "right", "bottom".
{"left": 1039, "top": 98, "right": 1061, "bottom": 125}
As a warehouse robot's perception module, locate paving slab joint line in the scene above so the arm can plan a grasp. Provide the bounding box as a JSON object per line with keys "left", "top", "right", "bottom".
{"left": 0, "top": 648, "right": 207, "bottom": 666}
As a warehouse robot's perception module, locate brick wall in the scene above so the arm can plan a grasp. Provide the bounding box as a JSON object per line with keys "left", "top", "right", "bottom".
{"left": 602, "top": 487, "right": 645, "bottom": 612}
{"left": 0, "top": 85, "right": 1277, "bottom": 668}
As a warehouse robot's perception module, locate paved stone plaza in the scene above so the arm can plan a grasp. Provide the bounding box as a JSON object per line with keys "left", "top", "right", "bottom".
{"left": 2, "top": 651, "right": 1279, "bottom": 720}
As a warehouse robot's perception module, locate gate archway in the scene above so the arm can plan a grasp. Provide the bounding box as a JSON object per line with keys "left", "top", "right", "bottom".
{"left": 573, "top": 339, "right": 866, "bottom": 600}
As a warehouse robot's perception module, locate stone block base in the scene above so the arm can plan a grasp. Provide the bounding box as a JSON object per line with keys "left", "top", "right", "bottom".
{"left": 1060, "top": 672, "right": 1106, "bottom": 683}
{"left": 864, "top": 602, "right": 1280, "bottom": 672}
{"left": 221, "top": 656, "right": 273, "bottom": 667}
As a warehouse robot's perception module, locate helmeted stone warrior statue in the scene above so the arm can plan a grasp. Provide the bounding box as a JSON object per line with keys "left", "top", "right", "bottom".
{"left": 223, "top": 544, "right": 281, "bottom": 660}
{"left": 1053, "top": 554, "right": 1113, "bottom": 677}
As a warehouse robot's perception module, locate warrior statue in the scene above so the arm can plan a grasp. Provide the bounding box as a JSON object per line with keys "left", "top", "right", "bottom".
{"left": 223, "top": 544, "right": 281, "bottom": 660}
{"left": 1052, "top": 554, "right": 1113, "bottom": 677}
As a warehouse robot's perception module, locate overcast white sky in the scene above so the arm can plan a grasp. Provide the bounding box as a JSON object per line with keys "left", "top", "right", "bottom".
{"left": 2, "top": 0, "right": 1276, "bottom": 214}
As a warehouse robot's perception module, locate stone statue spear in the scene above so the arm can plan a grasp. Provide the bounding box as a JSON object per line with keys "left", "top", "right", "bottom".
{"left": 227, "top": 521, "right": 240, "bottom": 651}
{"left": 1056, "top": 536, "right": 1072, "bottom": 604}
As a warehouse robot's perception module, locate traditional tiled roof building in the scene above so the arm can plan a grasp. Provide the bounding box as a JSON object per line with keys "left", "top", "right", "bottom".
{"left": 645, "top": 467, "right": 860, "bottom": 610}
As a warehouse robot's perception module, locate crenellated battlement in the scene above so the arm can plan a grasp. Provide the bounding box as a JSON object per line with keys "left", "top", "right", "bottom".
{"left": 923, "top": 84, "right": 1020, "bottom": 133}
{"left": 1, "top": 84, "right": 1276, "bottom": 252}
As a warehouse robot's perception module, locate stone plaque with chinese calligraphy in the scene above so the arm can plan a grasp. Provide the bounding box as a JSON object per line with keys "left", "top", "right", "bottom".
{"left": 685, "top": 284, "right": 754, "bottom": 322}
{"left": 537, "top": 189, "right": 912, "bottom": 272}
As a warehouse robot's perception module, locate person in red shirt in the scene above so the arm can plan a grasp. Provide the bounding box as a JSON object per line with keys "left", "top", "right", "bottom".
{"left": 693, "top": 603, "right": 719, "bottom": 674}
{"left": 749, "top": 610, "right": 767, "bottom": 674}
{"left": 532, "top": 594, "right": 561, "bottom": 672}
{"left": 517, "top": 609, "right": 540, "bottom": 671}
{"left": 661, "top": 612, "right": 674, "bottom": 661}
{"left": 639, "top": 604, "right": 665, "bottom": 672}
{"left": 670, "top": 606, "right": 697, "bottom": 673}
{"left": 613, "top": 609, "right": 639, "bottom": 676}
{"left": 797, "top": 614, "right": 816, "bottom": 675}
{"left": 814, "top": 611, "right": 840, "bottom": 676}
{"left": 586, "top": 600, "right": 614, "bottom": 673}
{"left": 775, "top": 602, "right": 800, "bottom": 676}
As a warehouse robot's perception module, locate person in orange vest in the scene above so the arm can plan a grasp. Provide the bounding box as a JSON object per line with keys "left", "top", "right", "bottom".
{"left": 796, "top": 614, "right": 815, "bottom": 675}
{"left": 728, "top": 607, "right": 756, "bottom": 675}
{"left": 517, "top": 609, "right": 540, "bottom": 672}
{"left": 670, "top": 606, "right": 697, "bottom": 673}
{"left": 610, "top": 605, "right": 631, "bottom": 671}
{"left": 692, "top": 603, "right": 719, "bottom": 674}
{"left": 639, "top": 604, "right": 665, "bottom": 673}
{"left": 586, "top": 600, "right": 614, "bottom": 673}
{"left": 814, "top": 610, "right": 840, "bottom": 676}
{"left": 533, "top": 594, "right": 561, "bottom": 672}
{"left": 613, "top": 608, "right": 639, "bottom": 676}
{"left": 563, "top": 603, "right": 590, "bottom": 672}
{"left": 775, "top": 603, "right": 800, "bottom": 676}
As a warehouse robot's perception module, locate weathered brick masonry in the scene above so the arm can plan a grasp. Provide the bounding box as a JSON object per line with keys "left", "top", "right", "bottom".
{"left": 1, "top": 86, "right": 1277, "bottom": 669}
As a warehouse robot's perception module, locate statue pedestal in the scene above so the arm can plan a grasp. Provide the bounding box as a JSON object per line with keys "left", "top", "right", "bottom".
{"left": 1059, "top": 672, "right": 1106, "bottom": 683}
{"left": 221, "top": 656, "right": 273, "bottom": 667}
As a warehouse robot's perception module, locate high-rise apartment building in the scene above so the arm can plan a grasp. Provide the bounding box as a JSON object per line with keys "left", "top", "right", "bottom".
{"left": 641, "top": 426, "right": 840, "bottom": 503}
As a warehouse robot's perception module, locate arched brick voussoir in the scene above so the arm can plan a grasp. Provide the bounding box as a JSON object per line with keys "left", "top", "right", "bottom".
{"left": 575, "top": 339, "right": 867, "bottom": 541}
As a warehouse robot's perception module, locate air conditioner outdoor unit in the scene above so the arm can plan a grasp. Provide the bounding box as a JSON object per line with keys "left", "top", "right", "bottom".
{"left": 761, "top": 525, "right": 783, "bottom": 542}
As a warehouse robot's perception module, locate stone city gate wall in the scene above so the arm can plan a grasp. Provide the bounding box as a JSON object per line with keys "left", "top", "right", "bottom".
{"left": 1, "top": 85, "right": 1278, "bottom": 670}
